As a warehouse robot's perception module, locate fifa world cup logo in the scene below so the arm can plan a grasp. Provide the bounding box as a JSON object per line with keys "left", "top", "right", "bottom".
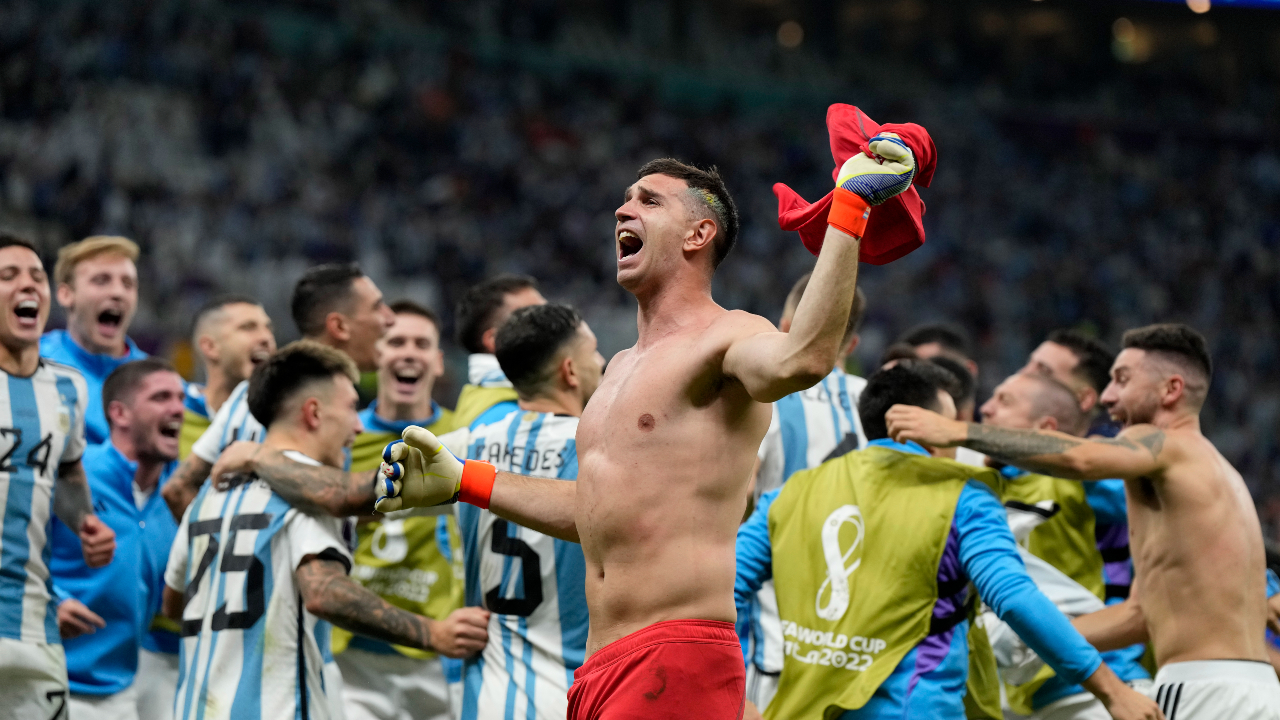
{"left": 815, "top": 505, "right": 865, "bottom": 621}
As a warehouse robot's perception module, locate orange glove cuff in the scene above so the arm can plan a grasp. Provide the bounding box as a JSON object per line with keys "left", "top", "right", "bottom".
{"left": 459, "top": 460, "right": 497, "bottom": 509}
{"left": 827, "top": 188, "right": 871, "bottom": 240}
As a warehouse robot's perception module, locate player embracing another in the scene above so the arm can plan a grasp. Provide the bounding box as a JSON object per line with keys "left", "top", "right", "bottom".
{"left": 161, "top": 342, "right": 486, "bottom": 720}
{"left": 889, "top": 323, "right": 1280, "bottom": 719}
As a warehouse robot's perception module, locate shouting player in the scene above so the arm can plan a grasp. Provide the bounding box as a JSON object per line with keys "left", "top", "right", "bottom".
{"left": 888, "top": 323, "right": 1280, "bottom": 718}
{"left": 379, "top": 139, "right": 920, "bottom": 718}
{"left": 457, "top": 303, "right": 604, "bottom": 719}
{"left": 161, "top": 342, "right": 487, "bottom": 720}
{"left": 0, "top": 234, "right": 116, "bottom": 720}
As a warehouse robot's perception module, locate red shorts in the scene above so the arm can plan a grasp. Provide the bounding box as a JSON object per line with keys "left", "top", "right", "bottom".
{"left": 567, "top": 619, "right": 745, "bottom": 720}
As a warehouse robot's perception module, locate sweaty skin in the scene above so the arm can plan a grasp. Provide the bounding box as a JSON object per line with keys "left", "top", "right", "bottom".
{"left": 574, "top": 308, "right": 773, "bottom": 652}
{"left": 886, "top": 351, "right": 1269, "bottom": 668}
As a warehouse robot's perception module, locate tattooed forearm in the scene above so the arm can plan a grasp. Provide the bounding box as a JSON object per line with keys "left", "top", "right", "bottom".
{"left": 964, "top": 424, "right": 1084, "bottom": 460}
{"left": 253, "top": 450, "right": 377, "bottom": 517}
{"left": 295, "top": 558, "right": 431, "bottom": 650}
{"left": 54, "top": 461, "right": 94, "bottom": 530}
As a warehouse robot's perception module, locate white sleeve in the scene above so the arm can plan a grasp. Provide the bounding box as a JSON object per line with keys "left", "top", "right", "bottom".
{"left": 191, "top": 394, "right": 236, "bottom": 463}
{"left": 164, "top": 504, "right": 194, "bottom": 591}
{"left": 754, "top": 405, "right": 783, "bottom": 500}
{"left": 285, "top": 509, "right": 353, "bottom": 573}
{"left": 60, "top": 373, "right": 89, "bottom": 464}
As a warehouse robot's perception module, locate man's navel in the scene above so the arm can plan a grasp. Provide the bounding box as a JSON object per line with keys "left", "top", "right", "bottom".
{"left": 637, "top": 413, "right": 656, "bottom": 432}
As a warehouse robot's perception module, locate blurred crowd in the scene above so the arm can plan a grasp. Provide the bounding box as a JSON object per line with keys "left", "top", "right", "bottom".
{"left": 1, "top": 0, "right": 1278, "bottom": 539}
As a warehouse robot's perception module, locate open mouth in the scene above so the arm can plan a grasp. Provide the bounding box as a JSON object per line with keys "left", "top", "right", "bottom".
{"left": 249, "top": 349, "right": 271, "bottom": 366}
{"left": 159, "top": 419, "right": 181, "bottom": 439}
{"left": 393, "top": 370, "right": 422, "bottom": 391}
{"left": 618, "top": 230, "right": 643, "bottom": 260}
{"left": 14, "top": 300, "right": 39, "bottom": 323}
{"left": 97, "top": 308, "right": 124, "bottom": 332}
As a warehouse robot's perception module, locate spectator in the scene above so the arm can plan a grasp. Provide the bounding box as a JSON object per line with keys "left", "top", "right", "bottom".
{"left": 41, "top": 236, "right": 149, "bottom": 445}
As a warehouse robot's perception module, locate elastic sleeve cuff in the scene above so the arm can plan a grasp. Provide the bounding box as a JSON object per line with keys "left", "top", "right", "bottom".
{"left": 459, "top": 460, "right": 497, "bottom": 509}
{"left": 828, "top": 188, "right": 871, "bottom": 239}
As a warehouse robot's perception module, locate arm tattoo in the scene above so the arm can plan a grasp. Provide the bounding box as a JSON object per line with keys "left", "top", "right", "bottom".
{"left": 295, "top": 558, "right": 431, "bottom": 651}
{"left": 1131, "top": 428, "right": 1166, "bottom": 460}
{"left": 253, "top": 451, "right": 377, "bottom": 517}
{"left": 54, "top": 462, "right": 94, "bottom": 531}
{"left": 964, "top": 423, "right": 1084, "bottom": 460}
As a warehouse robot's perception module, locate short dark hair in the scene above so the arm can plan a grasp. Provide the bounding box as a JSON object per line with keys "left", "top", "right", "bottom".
{"left": 247, "top": 340, "right": 359, "bottom": 428}
{"left": 102, "top": 358, "right": 179, "bottom": 427}
{"left": 784, "top": 273, "right": 866, "bottom": 343}
{"left": 900, "top": 323, "right": 973, "bottom": 359}
{"left": 879, "top": 342, "right": 919, "bottom": 367}
{"left": 858, "top": 360, "right": 956, "bottom": 441}
{"left": 1121, "top": 323, "right": 1212, "bottom": 385}
{"left": 0, "top": 232, "right": 38, "bottom": 255}
{"left": 495, "top": 304, "right": 584, "bottom": 396}
{"left": 636, "top": 158, "right": 739, "bottom": 268}
{"left": 191, "top": 294, "right": 262, "bottom": 341}
{"left": 389, "top": 300, "right": 441, "bottom": 332}
{"left": 290, "top": 263, "right": 364, "bottom": 338}
{"left": 928, "top": 355, "right": 974, "bottom": 407}
{"left": 1046, "top": 329, "right": 1115, "bottom": 394}
{"left": 455, "top": 274, "right": 539, "bottom": 354}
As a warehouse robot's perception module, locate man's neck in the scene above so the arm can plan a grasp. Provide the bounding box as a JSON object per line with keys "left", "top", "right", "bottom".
{"left": 0, "top": 340, "right": 40, "bottom": 377}
{"left": 377, "top": 390, "right": 435, "bottom": 423}
{"left": 203, "top": 367, "right": 241, "bottom": 414}
{"left": 1146, "top": 408, "right": 1201, "bottom": 434}
{"left": 634, "top": 275, "right": 717, "bottom": 346}
{"left": 261, "top": 426, "right": 328, "bottom": 465}
{"left": 69, "top": 323, "right": 125, "bottom": 357}
{"left": 518, "top": 389, "right": 583, "bottom": 418}
{"left": 112, "top": 433, "right": 166, "bottom": 494}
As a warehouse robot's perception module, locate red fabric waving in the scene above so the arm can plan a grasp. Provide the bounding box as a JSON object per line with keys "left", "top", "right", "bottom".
{"left": 774, "top": 104, "right": 937, "bottom": 264}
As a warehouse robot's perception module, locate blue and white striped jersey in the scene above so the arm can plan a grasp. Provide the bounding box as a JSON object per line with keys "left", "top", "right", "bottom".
{"left": 0, "top": 360, "right": 87, "bottom": 645}
{"left": 164, "top": 451, "right": 352, "bottom": 720}
{"left": 191, "top": 380, "right": 263, "bottom": 464}
{"left": 747, "top": 365, "right": 866, "bottom": 675}
{"left": 458, "top": 410, "right": 587, "bottom": 720}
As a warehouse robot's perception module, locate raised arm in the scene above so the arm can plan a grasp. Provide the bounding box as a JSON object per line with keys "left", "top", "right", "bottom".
{"left": 210, "top": 441, "right": 376, "bottom": 517}
{"left": 55, "top": 460, "right": 115, "bottom": 568}
{"left": 722, "top": 227, "right": 861, "bottom": 403}
{"left": 295, "top": 555, "right": 488, "bottom": 658}
{"left": 885, "top": 405, "right": 1170, "bottom": 481}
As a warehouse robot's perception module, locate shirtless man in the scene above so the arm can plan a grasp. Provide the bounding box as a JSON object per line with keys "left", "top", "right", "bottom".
{"left": 886, "top": 323, "right": 1280, "bottom": 719}
{"left": 376, "top": 141, "right": 921, "bottom": 718}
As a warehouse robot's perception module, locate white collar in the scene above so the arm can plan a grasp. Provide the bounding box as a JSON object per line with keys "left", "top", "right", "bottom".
{"left": 281, "top": 449, "right": 323, "bottom": 466}
{"left": 467, "top": 353, "right": 513, "bottom": 388}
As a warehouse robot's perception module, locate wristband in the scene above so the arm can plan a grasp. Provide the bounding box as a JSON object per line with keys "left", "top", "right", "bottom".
{"left": 827, "top": 188, "right": 871, "bottom": 240}
{"left": 458, "top": 460, "right": 497, "bottom": 509}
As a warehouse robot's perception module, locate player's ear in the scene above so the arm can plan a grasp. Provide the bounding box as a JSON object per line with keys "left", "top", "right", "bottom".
{"left": 106, "top": 400, "right": 130, "bottom": 431}
{"left": 480, "top": 327, "right": 498, "bottom": 355}
{"left": 197, "top": 335, "right": 220, "bottom": 364}
{"left": 1035, "top": 416, "right": 1058, "bottom": 432}
{"left": 55, "top": 282, "right": 75, "bottom": 309}
{"left": 302, "top": 397, "right": 323, "bottom": 431}
{"left": 1164, "top": 374, "right": 1186, "bottom": 408}
{"left": 561, "top": 354, "right": 579, "bottom": 390}
{"left": 325, "top": 312, "right": 350, "bottom": 343}
{"left": 683, "top": 218, "right": 717, "bottom": 255}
